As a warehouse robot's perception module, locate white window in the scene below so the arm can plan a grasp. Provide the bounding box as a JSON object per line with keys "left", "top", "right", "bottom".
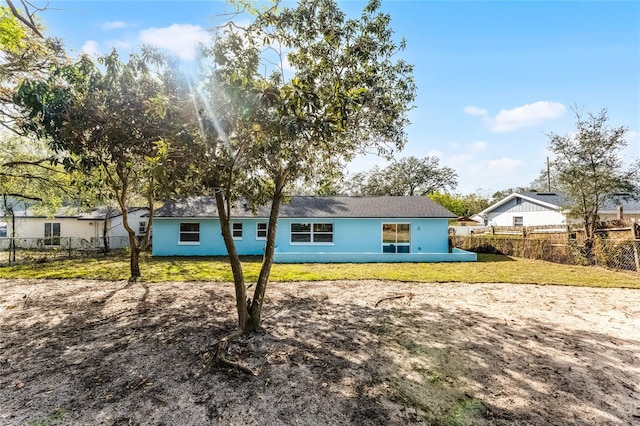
{"left": 256, "top": 222, "right": 267, "bottom": 240}
{"left": 44, "top": 222, "right": 61, "bottom": 246}
{"left": 232, "top": 223, "right": 243, "bottom": 239}
{"left": 513, "top": 216, "right": 524, "bottom": 227}
{"left": 139, "top": 221, "right": 147, "bottom": 235}
{"left": 382, "top": 223, "right": 410, "bottom": 253}
{"left": 179, "top": 223, "right": 200, "bottom": 244}
{"left": 290, "top": 223, "right": 333, "bottom": 244}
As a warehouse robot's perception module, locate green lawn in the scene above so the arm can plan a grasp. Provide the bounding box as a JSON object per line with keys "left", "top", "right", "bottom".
{"left": 0, "top": 253, "right": 638, "bottom": 288}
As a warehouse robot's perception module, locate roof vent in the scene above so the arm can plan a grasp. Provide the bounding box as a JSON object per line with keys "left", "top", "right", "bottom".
{"left": 536, "top": 192, "right": 556, "bottom": 196}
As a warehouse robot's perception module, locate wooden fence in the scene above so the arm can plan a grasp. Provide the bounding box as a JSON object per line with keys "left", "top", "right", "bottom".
{"left": 453, "top": 219, "right": 640, "bottom": 273}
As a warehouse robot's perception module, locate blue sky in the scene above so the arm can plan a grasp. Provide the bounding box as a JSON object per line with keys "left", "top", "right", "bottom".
{"left": 35, "top": 0, "right": 640, "bottom": 195}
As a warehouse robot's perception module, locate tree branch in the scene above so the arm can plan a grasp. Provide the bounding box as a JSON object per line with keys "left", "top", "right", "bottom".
{"left": 5, "top": 0, "right": 45, "bottom": 38}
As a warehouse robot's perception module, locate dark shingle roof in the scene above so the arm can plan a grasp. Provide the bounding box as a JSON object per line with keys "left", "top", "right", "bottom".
{"left": 521, "top": 192, "right": 569, "bottom": 207}
{"left": 155, "top": 196, "right": 456, "bottom": 219}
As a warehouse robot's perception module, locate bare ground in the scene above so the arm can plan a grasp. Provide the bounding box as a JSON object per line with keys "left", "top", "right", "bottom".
{"left": 0, "top": 278, "right": 639, "bottom": 426}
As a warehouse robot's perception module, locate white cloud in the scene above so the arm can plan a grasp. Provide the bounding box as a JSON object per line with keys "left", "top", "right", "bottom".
{"left": 101, "top": 21, "right": 127, "bottom": 31}
{"left": 139, "top": 24, "right": 210, "bottom": 60}
{"left": 472, "top": 141, "right": 487, "bottom": 151}
{"left": 484, "top": 157, "right": 524, "bottom": 173}
{"left": 425, "top": 149, "right": 444, "bottom": 159}
{"left": 81, "top": 40, "right": 100, "bottom": 56}
{"left": 448, "top": 154, "right": 472, "bottom": 168}
{"left": 490, "top": 101, "right": 566, "bottom": 133}
{"left": 464, "top": 106, "right": 488, "bottom": 116}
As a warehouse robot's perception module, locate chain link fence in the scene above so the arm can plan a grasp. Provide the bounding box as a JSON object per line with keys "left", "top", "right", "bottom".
{"left": 452, "top": 235, "right": 640, "bottom": 273}
{"left": 0, "top": 236, "right": 131, "bottom": 263}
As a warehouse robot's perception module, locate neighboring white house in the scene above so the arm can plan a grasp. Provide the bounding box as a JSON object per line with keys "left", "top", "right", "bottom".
{"left": 472, "top": 192, "right": 640, "bottom": 228}
{"left": 1, "top": 206, "right": 149, "bottom": 249}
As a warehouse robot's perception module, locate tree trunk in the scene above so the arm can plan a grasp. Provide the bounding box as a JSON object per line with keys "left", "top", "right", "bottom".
{"left": 214, "top": 190, "right": 250, "bottom": 332}
{"left": 246, "top": 183, "right": 285, "bottom": 332}
{"left": 129, "top": 240, "right": 141, "bottom": 278}
{"left": 10, "top": 207, "right": 16, "bottom": 263}
{"left": 102, "top": 207, "right": 112, "bottom": 254}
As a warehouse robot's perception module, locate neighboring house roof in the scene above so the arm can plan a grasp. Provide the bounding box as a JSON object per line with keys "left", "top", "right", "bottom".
{"left": 476, "top": 191, "right": 640, "bottom": 217}
{"left": 155, "top": 196, "right": 457, "bottom": 219}
{"left": 9, "top": 206, "right": 148, "bottom": 220}
{"left": 77, "top": 207, "right": 148, "bottom": 220}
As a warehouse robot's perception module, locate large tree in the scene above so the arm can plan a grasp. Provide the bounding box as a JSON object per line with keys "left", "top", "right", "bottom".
{"left": 0, "top": 132, "right": 72, "bottom": 261}
{"left": 15, "top": 51, "right": 170, "bottom": 278}
{"left": 0, "top": 5, "right": 65, "bottom": 134}
{"left": 428, "top": 191, "right": 489, "bottom": 218}
{"left": 546, "top": 108, "right": 639, "bottom": 244}
{"left": 349, "top": 155, "right": 458, "bottom": 196}
{"left": 159, "top": 0, "right": 415, "bottom": 336}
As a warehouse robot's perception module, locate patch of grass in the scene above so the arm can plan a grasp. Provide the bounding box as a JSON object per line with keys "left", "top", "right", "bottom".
{"left": 448, "top": 397, "right": 487, "bottom": 426}
{"left": 27, "top": 406, "right": 67, "bottom": 426}
{"left": 0, "top": 252, "right": 638, "bottom": 288}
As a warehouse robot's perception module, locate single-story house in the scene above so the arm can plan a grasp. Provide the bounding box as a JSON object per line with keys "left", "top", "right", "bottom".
{"left": 152, "top": 196, "right": 477, "bottom": 262}
{"left": 1, "top": 206, "right": 149, "bottom": 249}
{"left": 472, "top": 192, "right": 640, "bottom": 227}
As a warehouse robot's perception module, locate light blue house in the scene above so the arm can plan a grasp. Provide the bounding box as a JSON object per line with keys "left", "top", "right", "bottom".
{"left": 152, "top": 196, "right": 477, "bottom": 262}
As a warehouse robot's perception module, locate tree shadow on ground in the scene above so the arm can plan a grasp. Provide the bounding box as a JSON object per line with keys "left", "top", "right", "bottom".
{"left": 476, "top": 253, "right": 516, "bottom": 262}
{"left": 0, "top": 279, "right": 637, "bottom": 425}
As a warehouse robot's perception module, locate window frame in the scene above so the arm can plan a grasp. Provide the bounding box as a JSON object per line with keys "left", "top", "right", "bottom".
{"left": 44, "top": 222, "right": 61, "bottom": 246}
{"left": 232, "top": 222, "right": 243, "bottom": 240}
{"left": 381, "top": 222, "right": 411, "bottom": 253}
{"left": 513, "top": 216, "right": 524, "bottom": 227}
{"left": 256, "top": 222, "right": 267, "bottom": 240}
{"left": 290, "top": 222, "right": 334, "bottom": 245}
{"left": 179, "top": 222, "right": 200, "bottom": 245}
{"left": 139, "top": 221, "right": 147, "bottom": 235}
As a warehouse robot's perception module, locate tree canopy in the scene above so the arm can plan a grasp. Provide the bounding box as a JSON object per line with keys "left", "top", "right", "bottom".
{"left": 14, "top": 51, "right": 171, "bottom": 278}
{"left": 155, "top": 0, "right": 416, "bottom": 334}
{"left": 545, "top": 108, "right": 639, "bottom": 242}
{"left": 349, "top": 156, "right": 458, "bottom": 196}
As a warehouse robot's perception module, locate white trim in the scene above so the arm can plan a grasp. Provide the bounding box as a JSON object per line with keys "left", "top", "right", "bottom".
{"left": 232, "top": 222, "right": 243, "bottom": 240}
{"left": 179, "top": 222, "right": 200, "bottom": 244}
{"left": 256, "top": 222, "right": 267, "bottom": 240}
{"left": 289, "top": 222, "right": 334, "bottom": 245}
{"left": 478, "top": 193, "right": 563, "bottom": 216}
{"left": 381, "top": 222, "right": 411, "bottom": 253}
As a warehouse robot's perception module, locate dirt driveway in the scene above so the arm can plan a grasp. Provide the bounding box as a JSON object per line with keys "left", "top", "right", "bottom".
{"left": 1, "top": 278, "right": 639, "bottom": 425}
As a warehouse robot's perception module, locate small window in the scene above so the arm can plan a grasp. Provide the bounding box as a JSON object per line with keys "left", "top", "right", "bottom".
{"left": 0, "top": 224, "right": 6, "bottom": 238}
{"left": 256, "top": 222, "right": 267, "bottom": 240}
{"left": 513, "top": 216, "right": 524, "bottom": 227}
{"left": 139, "top": 221, "right": 147, "bottom": 235}
{"left": 44, "top": 222, "right": 61, "bottom": 246}
{"left": 232, "top": 223, "right": 243, "bottom": 239}
{"left": 179, "top": 223, "right": 200, "bottom": 243}
{"left": 516, "top": 198, "right": 522, "bottom": 205}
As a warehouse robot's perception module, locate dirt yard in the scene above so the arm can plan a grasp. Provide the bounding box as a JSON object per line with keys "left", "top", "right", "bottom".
{"left": 0, "top": 278, "right": 638, "bottom": 425}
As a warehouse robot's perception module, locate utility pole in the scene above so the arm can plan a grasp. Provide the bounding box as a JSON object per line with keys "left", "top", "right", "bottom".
{"left": 546, "top": 157, "right": 551, "bottom": 192}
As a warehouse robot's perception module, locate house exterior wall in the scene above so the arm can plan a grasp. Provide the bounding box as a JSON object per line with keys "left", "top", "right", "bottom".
{"left": 152, "top": 217, "right": 453, "bottom": 258}
{"left": 9, "top": 217, "right": 100, "bottom": 240}
{"left": 274, "top": 217, "right": 450, "bottom": 254}
{"left": 492, "top": 199, "right": 553, "bottom": 213}
{"left": 109, "top": 209, "right": 150, "bottom": 238}
{"left": 152, "top": 218, "right": 268, "bottom": 256}
{"left": 487, "top": 209, "right": 567, "bottom": 227}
